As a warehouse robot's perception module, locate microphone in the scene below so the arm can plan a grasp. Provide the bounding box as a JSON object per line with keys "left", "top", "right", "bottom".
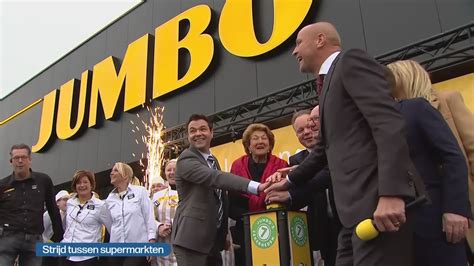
{"left": 355, "top": 195, "right": 427, "bottom": 241}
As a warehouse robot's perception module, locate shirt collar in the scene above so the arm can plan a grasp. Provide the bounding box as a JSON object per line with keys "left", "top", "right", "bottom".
{"left": 319, "top": 51, "right": 341, "bottom": 75}
{"left": 111, "top": 183, "right": 133, "bottom": 194}
{"left": 9, "top": 168, "right": 35, "bottom": 185}
{"left": 72, "top": 193, "right": 98, "bottom": 204}
{"left": 198, "top": 150, "right": 212, "bottom": 161}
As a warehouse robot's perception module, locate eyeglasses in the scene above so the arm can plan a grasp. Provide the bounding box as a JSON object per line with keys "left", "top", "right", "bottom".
{"left": 308, "top": 116, "right": 320, "bottom": 124}
{"left": 11, "top": 155, "right": 30, "bottom": 161}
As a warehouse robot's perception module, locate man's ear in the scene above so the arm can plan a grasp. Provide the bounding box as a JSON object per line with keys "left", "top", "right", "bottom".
{"left": 316, "top": 33, "right": 326, "bottom": 48}
{"left": 9, "top": 158, "right": 12, "bottom": 163}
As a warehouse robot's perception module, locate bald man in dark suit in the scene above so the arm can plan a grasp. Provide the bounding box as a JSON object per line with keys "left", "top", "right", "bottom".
{"left": 266, "top": 22, "right": 422, "bottom": 266}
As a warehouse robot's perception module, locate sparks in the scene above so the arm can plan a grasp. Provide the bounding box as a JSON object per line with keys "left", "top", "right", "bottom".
{"left": 139, "top": 106, "right": 166, "bottom": 191}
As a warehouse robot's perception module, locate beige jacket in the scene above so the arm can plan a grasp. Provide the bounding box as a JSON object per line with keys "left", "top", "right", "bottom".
{"left": 432, "top": 90, "right": 474, "bottom": 250}
{"left": 432, "top": 90, "right": 474, "bottom": 182}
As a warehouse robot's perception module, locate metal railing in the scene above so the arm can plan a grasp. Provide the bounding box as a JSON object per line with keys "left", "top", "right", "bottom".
{"left": 163, "top": 22, "right": 474, "bottom": 153}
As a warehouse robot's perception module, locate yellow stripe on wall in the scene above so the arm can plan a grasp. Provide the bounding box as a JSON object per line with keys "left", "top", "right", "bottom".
{"left": 0, "top": 98, "right": 43, "bottom": 126}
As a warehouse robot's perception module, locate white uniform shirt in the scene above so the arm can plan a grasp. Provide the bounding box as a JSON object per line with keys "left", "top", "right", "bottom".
{"left": 42, "top": 211, "right": 53, "bottom": 242}
{"left": 42, "top": 209, "right": 66, "bottom": 242}
{"left": 152, "top": 187, "right": 179, "bottom": 228}
{"left": 152, "top": 188, "right": 179, "bottom": 266}
{"left": 103, "top": 184, "right": 156, "bottom": 243}
{"left": 62, "top": 195, "right": 106, "bottom": 262}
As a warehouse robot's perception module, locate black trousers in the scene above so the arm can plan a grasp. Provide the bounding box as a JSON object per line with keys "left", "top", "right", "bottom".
{"left": 320, "top": 217, "right": 341, "bottom": 266}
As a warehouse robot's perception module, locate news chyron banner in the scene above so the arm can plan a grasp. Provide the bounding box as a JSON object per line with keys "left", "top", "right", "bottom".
{"left": 37, "top": 243, "right": 171, "bottom": 257}
{"left": 212, "top": 73, "right": 474, "bottom": 168}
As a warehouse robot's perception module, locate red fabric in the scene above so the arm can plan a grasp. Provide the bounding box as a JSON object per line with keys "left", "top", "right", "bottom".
{"left": 316, "top": 74, "right": 325, "bottom": 96}
{"left": 230, "top": 155, "right": 288, "bottom": 212}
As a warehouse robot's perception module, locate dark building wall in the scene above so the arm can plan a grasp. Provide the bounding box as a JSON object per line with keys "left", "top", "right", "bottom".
{"left": 1, "top": 0, "right": 473, "bottom": 183}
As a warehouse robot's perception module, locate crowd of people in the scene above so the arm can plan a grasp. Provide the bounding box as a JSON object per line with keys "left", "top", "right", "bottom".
{"left": 1, "top": 21, "right": 474, "bottom": 266}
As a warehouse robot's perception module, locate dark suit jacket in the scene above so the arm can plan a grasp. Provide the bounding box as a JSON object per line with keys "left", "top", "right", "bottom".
{"left": 288, "top": 49, "right": 418, "bottom": 227}
{"left": 398, "top": 98, "right": 471, "bottom": 238}
{"left": 172, "top": 146, "right": 252, "bottom": 254}
{"left": 288, "top": 150, "right": 340, "bottom": 254}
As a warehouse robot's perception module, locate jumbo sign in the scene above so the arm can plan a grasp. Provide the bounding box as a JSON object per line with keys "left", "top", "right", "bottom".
{"left": 31, "top": 0, "right": 313, "bottom": 152}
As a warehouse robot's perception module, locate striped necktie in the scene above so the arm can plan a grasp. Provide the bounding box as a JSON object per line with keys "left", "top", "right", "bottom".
{"left": 207, "top": 155, "right": 223, "bottom": 228}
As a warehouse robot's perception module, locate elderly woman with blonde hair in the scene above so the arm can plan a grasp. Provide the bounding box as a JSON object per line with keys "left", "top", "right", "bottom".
{"left": 387, "top": 60, "right": 473, "bottom": 266}
{"left": 229, "top": 123, "right": 288, "bottom": 265}
{"left": 102, "top": 162, "right": 157, "bottom": 266}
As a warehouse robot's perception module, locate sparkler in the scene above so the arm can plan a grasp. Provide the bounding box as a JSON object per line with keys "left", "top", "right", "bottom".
{"left": 132, "top": 105, "right": 166, "bottom": 191}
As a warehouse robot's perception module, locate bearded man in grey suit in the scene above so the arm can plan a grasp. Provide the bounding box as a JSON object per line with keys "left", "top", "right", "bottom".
{"left": 172, "top": 114, "right": 269, "bottom": 266}
{"left": 266, "top": 22, "right": 423, "bottom": 266}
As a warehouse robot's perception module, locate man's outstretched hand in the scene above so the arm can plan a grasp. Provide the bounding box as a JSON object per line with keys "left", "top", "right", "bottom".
{"left": 258, "top": 181, "right": 272, "bottom": 192}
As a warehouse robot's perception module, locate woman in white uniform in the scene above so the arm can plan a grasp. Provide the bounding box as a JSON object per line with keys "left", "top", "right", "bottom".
{"left": 61, "top": 170, "right": 106, "bottom": 266}
{"left": 103, "top": 162, "right": 157, "bottom": 266}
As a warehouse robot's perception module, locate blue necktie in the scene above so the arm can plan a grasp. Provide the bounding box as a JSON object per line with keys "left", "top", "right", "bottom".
{"left": 207, "top": 155, "right": 223, "bottom": 228}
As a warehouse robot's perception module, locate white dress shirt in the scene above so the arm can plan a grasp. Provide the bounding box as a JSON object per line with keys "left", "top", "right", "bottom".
{"left": 319, "top": 51, "right": 341, "bottom": 75}
{"left": 103, "top": 184, "right": 157, "bottom": 243}
{"left": 62, "top": 195, "right": 105, "bottom": 262}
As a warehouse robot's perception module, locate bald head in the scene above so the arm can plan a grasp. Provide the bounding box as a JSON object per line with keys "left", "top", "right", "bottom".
{"left": 311, "top": 105, "right": 320, "bottom": 119}
{"left": 293, "top": 22, "right": 342, "bottom": 75}
{"left": 301, "top": 22, "right": 341, "bottom": 46}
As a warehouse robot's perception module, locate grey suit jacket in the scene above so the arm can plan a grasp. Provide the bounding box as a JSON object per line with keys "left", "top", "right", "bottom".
{"left": 172, "top": 146, "right": 251, "bottom": 254}
{"left": 289, "top": 49, "right": 419, "bottom": 228}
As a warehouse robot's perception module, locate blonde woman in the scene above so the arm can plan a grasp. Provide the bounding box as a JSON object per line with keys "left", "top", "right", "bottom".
{"left": 103, "top": 162, "right": 157, "bottom": 266}
{"left": 387, "top": 61, "right": 473, "bottom": 266}
{"left": 151, "top": 159, "right": 178, "bottom": 266}
{"left": 388, "top": 60, "right": 474, "bottom": 215}
{"left": 388, "top": 60, "right": 474, "bottom": 175}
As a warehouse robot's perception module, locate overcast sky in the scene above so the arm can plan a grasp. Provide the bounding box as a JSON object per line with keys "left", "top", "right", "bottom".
{"left": 0, "top": 0, "right": 140, "bottom": 99}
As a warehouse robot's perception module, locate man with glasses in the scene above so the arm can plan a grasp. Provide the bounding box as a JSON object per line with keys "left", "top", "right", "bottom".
{"left": 266, "top": 106, "right": 341, "bottom": 266}
{"left": 0, "top": 143, "right": 64, "bottom": 266}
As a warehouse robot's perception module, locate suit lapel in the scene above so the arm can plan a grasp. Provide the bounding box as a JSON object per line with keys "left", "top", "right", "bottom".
{"left": 215, "top": 159, "right": 222, "bottom": 171}
{"left": 319, "top": 54, "right": 341, "bottom": 141}
{"left": 188, "top": 146, "right": 209, "bottom": 166}
{"left": 189, "top": 146, "right": 223, "bottom": 198}
{"left": 298, "top": 149, "right": 309, "bottom": 163}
